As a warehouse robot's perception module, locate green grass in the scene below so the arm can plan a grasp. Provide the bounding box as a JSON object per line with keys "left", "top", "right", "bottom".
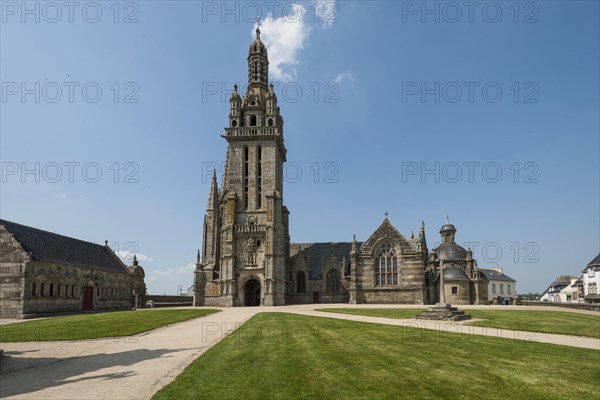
{"left": 153, "top": 313, "right": 600, "bottom": 400}
{"left": 316, "top": 308, "right": 600, "bottom": 338}
{"left": 466, "top": 310, "right": 600, "bottom": 338}
{"left": 0, "top": 309, "right": 220, "bottom": 342}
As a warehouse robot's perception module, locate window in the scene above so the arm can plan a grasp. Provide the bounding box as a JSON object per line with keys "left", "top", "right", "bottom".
{"left": 71, "top": 285, "right": 75, "bottom": 298}
{"left": 267, "top": 118, "right": 273, "bottom": 126}
{"left": 49, "top": 283, "right": 54, "bottom": 298}
{"left": 244, "top": 146, "right": 249, "bottom": 209}
{"left": 492, "top": 283, "right": 496, "bottom": 294}
{"left": 40, "top": 283, "right": 45, "bottom": 297}
{"left": 250, "top": 115, "right": 257, "bottom": 126}
{"left": 589, "top": 268, "right": 595, "bottom": 278}
{"left": 297, "top": 271, "right": 306, "bottom": 294}
{"left": 588, "top": 282, "right": 598, "bottom": 294}
{"left": 57, "top": 284, "right": 61, "bottom": 297}
{"left": 451, "top": 286, "right": 458, "bottom": 295}
{"left": 508, "top": 284, "right": 511, "bottom": 294}
{"left": 32, "top": 282, "right": 37, "bottom": 297}
{"left": 375, "top": 243, "right": 398, "bottom": 286}
{"left": 326, "top": 270, "right": 340, "bottom": 294}
{"left": 500, "top": 284, "right": 504, "bottom": 294}
{"left": 232, "top": 120, "right": 237, "bottom": 127}
{"left": 257, "top": 146, "right": 262, "bottom": 209}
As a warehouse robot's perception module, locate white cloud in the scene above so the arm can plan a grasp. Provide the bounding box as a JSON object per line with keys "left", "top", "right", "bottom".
{"left": 116, "top": 251, "right": 154, "bottom": 263}
{"left": 334, "top": 71, "right": 354, "bottom": 84}
{"left": 59, "top": 193, "right": 68, "bottom": 198}
{"left": 255, "top": 5, "right": 310, "bottom": 82}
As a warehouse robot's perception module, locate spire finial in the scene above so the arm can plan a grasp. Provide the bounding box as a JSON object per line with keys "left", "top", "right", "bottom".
{"left": 384, "top": 211, "right": 389, "bottom": 221}
{"left": 197, "top": 249, "right": 201, "bottom": 263}
{"left": 446, "top": 214, "right": 449, "bottom": 224}
{"left": 234, "top": 83, "right": 238, "bottom": 93}
{"left": 133, "top": 254, "right": 138, "bottom": 266}
{"left": 255, "top": 18, "right": 261, "bottom": 39}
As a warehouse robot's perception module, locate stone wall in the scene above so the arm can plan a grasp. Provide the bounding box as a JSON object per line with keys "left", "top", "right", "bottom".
{"left": 146, "top": 295, "right": 193, "bottom": 307}
{"left": 0, "top": 226, "right": 26, "bottom": 318}
{"left": 522, "top": 300, "right": 600, "bottom": 312}
{"left": 23, "top": 261, "right": 131, "bottom": 315}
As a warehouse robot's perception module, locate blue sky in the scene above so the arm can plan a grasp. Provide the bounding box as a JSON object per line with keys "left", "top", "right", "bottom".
{"left": 1, "top": 1, "right": 598, "bottom": 295}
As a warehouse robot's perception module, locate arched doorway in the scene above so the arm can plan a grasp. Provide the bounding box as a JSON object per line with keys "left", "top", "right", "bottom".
{"left": 244, "top": 279, "right": 261, "bottom": 306}
{"left": 313, "top": 291, "right": 320, "bottom": 303}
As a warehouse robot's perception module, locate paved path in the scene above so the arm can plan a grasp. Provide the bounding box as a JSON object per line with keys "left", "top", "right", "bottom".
{"left": 275, "top": 305, "right": 600, "bottom": 350}
{"left": 0, "top": 308, "right": 260, "bottom": 400}
{"left": 1, "top": 304, "right": 598, "bottom": 400}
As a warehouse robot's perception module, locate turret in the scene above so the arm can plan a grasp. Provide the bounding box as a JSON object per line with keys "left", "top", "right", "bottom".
{"left": 229, "top": 83, "right": 242, "bottom": 128}
{"left": 247, "top": 26, "right": 269, "bottom": 92}
{"left": 439, "top": 217, "right": 457, "bottom": 244}
{"left": 202, "top": 170, "right": 220, "bottom": 268}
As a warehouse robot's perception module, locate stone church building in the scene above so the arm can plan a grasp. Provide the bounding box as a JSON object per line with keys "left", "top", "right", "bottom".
{"left": 193, "top": 28, "right": 489, "bottom": 307}
{"left": 0, "top": 219, "right": 146, "bottom": 318}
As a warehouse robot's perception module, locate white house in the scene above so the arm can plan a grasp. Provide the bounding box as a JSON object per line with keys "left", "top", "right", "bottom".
{"left": 541, "top": 275, "right": 582, "bottom": 303}
{"left": 582, "top": 253, "right": 600, "bottom": 303}
{"left": 479, "top": 268, "right": 517, "bottom": 305}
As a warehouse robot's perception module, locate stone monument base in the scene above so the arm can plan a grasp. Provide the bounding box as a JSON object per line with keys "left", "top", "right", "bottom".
{"left": 415, "top": 303, "right": 472, "bottom": 321}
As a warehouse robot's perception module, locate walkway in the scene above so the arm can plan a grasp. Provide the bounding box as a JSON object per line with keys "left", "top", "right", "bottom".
{"left": 1, "top": 304, "right": 598, "bottom": 399}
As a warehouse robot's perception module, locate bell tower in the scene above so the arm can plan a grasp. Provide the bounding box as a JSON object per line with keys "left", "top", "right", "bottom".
{"left": 209, "top": 26, "right": 289, "bottom": 307}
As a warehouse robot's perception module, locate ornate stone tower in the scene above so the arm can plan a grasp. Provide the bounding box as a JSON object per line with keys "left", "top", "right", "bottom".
{"left": 196, "top": 27, "right": 290, "bottom": 307}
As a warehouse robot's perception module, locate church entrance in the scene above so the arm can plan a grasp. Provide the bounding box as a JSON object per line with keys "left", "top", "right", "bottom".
{"left": 244, "top": 279, "right": 261, "bottom": 306}
{"left": 313, "top": 291, "right": 320, "bottom": 303}
{"left": 82, "top": 286, "right": 94, "bottom": 310}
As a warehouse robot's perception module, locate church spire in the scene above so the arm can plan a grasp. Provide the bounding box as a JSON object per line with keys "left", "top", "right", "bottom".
{"left": 248, "top": 23, "right": 269, "bottom": 92}
{"left": 207, "top": 169, "right": 219, "bottom": 211}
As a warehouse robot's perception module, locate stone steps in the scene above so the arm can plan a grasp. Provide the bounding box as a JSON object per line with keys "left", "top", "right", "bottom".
{"left": 415, "top": 303, "right": 472, "bottom": 321}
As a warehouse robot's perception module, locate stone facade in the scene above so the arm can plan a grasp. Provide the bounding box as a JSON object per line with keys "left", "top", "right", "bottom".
{"left": 195, "top": 27, "right": 289, "bottom": 307}
{"left": 194, "top": 30, "right": 495, "bottom": 307}
{"left": 0, "top": 219, "right": 146, "bottom": 318}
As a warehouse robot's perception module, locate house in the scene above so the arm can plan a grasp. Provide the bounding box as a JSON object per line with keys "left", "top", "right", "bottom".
{"left": 582, "top": 253, "right": 600, "bottom": 303}
{"left": 479, "top": 268, "right": 517, "bottom": 304}
{"left": 0, "top": 219, "right": 146, "bottom": 318}
{"left": 541, "top": 275, "right": 580, "bottom": 303}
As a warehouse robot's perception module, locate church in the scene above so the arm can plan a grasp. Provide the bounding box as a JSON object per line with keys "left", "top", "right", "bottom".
{"left": 193, "top": 28, "right": 489, "bottom": 307}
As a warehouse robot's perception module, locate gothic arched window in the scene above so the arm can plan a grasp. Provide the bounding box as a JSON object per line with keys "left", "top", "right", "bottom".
{"left": 297, "top": 271, "right": 306, "bottom": 294}
{"left": 326, "top": 269, "right": 340, "bottom": 293}
{"left": 250, "top": 115, "right": 257, "bottom": 126}
{"left": 375, "top": 243, "right": 398, "bottom": 286}
{"left": 267, "top": 118, "right": 273, "bottom": 126}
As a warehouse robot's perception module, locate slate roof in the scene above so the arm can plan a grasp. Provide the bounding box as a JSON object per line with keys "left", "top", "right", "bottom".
{"left": 443, "top": 266, "right": 470, "bottom": 281}
{"left": 1, "top": 219, "right": 128, "bottom": 274}
{"left": 432, "top": 242, "right": 467, "bottom": 261}
{"left": 479, "top": 269, "right": 516, "bottom": 283}
{"left": 582, "top": 253, "right": 600, "bottom": 272}
{"left": 290, "top": 242, "right": 355, "bottom": 279}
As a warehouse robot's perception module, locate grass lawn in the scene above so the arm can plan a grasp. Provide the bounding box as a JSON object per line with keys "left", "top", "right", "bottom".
{"left": 0, "top": 309, "right": 220, "bottom": 342}
{"left": 317, "top": 308, "right": 600, "bottom": 338}
{"left": 153, "top": 313, "right": 600, "bottom": 400}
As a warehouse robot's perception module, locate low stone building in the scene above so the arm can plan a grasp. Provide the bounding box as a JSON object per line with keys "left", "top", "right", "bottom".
{"left": 0, "top": 219, "right": 146, "bottom": 318}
